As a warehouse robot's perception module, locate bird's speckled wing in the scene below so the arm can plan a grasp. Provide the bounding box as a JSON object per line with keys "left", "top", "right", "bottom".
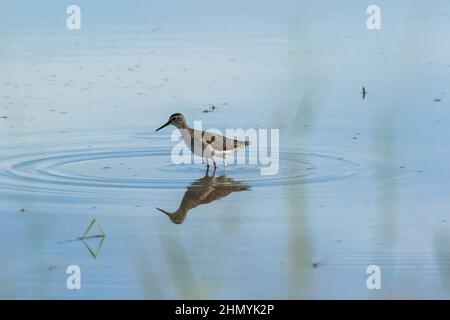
{"left": 200, "top": 130, "right": 249, "bottom": 152}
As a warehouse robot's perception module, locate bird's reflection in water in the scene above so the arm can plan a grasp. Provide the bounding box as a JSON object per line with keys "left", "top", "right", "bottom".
{"left": 156, "top": 167, "right": 251, "bottom": 224}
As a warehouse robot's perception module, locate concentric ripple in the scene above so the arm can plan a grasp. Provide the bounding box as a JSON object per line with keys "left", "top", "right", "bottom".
{"left": 0, "top": 133, "right": 365, "bottom": 200}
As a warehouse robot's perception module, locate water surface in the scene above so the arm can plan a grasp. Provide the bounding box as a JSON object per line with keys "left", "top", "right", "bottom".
{"left": 1, "top": 0, "right": 450, "bottom": 299}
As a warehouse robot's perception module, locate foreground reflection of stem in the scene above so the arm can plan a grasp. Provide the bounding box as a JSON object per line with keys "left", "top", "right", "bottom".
{"left": 81, "top": 236, "right": 106, "bottom": 259}
{"left": 55, "top": 218, "right": 106, "bottom": 259}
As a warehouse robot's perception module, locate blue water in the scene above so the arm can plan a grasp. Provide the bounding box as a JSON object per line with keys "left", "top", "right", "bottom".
{"left": 1, "top": 0, "right": 450, "bottom": 299}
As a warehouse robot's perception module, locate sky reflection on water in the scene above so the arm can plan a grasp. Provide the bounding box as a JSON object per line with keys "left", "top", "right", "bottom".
{"left": 0, "top": 0, "right": 450, "bottom": 299}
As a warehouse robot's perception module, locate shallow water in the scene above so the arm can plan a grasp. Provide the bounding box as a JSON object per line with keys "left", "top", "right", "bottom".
{"left": 1, "top": 0, "right": 450, "bottom": 299}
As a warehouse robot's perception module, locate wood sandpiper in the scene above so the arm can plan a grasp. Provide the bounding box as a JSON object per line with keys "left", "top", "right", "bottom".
{"left": 156, "top": 113, "right": 250, "bottom": 169}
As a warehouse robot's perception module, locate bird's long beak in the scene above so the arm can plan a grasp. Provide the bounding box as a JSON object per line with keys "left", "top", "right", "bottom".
{"left": 156, "top": 207, "right": 172, "bottom": 216}
{"left": 156, "top": 207, "right": 184, "bottom": 224}
{"left": 155, "top": 121, "right": 171, "bottom": 132}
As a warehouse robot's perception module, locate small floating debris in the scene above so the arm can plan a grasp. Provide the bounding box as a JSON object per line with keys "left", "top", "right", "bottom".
{"left": 202, "top": 104, "right": 217, "bottom": 113}
{"left": 312, "top": 258, "right": 327, "bottom": 269}
{"left": 20, "top": 208, "right": 26, "bottom": 214}
{"left": 362, "top": 86, "right": 367, "bottom": 99}
{"left": 433, "top": 98, "right": 442, "bottom": 102}
{"left": 0, "top": 116, "right": 8, "bottom": 119}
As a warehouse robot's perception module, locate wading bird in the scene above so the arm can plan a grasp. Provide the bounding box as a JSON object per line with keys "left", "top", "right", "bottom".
{"left": 156, "top": 113, "right": 250, "bottom": 169}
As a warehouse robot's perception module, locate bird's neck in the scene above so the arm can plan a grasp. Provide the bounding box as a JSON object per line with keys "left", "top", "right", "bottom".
{"left": 178, "top": 126, "right": 193, "bottom": 137}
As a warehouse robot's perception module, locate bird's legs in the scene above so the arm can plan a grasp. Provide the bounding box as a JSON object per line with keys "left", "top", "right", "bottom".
{"left": 205, "top": 157, "right": 216, "bottom": 175}
{"left": 223, "top": 155, "right": 227, "bottom": 172}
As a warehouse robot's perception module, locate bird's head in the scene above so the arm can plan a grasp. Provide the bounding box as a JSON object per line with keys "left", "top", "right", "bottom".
{"left": 156, "top": 113, "right": 187, "bottom": 131}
